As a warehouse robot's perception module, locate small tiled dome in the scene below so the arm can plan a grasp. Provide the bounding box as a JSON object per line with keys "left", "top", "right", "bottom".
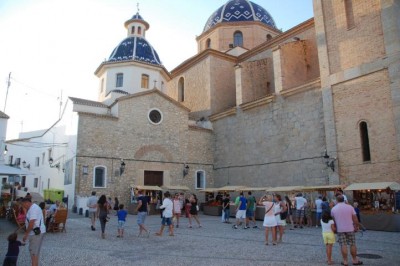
{"left": 203, "top": 0, "right": 277, "bottom": 32}
{"left": 107, "top": 37, "right": 162, "bottom": 65}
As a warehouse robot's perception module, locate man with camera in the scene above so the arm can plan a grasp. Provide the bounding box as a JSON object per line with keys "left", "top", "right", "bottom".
{"left": 21, "top": 197, "right": 46, "bottom": 266}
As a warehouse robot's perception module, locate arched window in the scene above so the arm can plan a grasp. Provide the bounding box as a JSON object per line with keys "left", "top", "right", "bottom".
{"left": 206, "top": 38, "right": 211, "bottom": 49}
{"left": 266, "top": 34, "right": 272, "bottom": 41}
{"left": 359, "top": 121, "right": 371, "bottom": 162}
{"left": 195, "top": 170, "right": 206, "bottom": 189}
{"left": 138, "top": 26, "right": 142, "bottom": 35}
{"left": 178, "top": 77, "right": 185, "bottom": 102}
{"left": 233, "top": 31, "right": 243, "bottom": 47}
{"left": 116, "top": 73, "right": 123, "bottom": 87}
{"left": 93, "top": 166, "right": 107, "bottom": 188}
{"left": 131, "top": 26, "right": 135, "bottom": 34}
{"left": 141, "top": 74, "right": 149, "bottom": 89}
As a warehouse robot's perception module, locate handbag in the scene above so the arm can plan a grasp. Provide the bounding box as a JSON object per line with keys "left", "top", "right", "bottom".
{"left": 280, "top": 202, "right": 288, "bottom": 220}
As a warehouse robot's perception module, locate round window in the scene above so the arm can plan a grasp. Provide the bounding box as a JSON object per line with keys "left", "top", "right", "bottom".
{"left": 148, "top": 109, "right": 163, "bottom": 125}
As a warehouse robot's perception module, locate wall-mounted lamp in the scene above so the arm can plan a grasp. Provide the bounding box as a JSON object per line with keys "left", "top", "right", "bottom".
{"left": 22, "top": 161, "right": 30, "bottom": 169}
{"left": 3, "top": 145, "right": 7, "bottom": 155}
{"left": 183, "top": 164, "right": 189, "bottom": 177}
{"left": 323, "top": 150, "right": 336, "bottom": 172}
{"left": 82, "top": 165, "right": 88, "bottom": 175}
{"left": 120, "top": 159, "right": 126, "bottom": 175}
{"left": 49, "top": 157, "right": 60, "bottom": 169}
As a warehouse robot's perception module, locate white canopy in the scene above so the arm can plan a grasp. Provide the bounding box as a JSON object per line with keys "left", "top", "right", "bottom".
{"left": 0, "top": 164, "right": 33, "bottom": 175}
{"left": 162, "top": 185, "right": 190, "bottom": 191}
{"left": 344, "top": 182, "right": 400, "bottom": 191}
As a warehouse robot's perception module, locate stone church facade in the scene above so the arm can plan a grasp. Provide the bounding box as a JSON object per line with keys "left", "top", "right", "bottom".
{"left": 70, "top": 0, "right": 400, "bottom": 204}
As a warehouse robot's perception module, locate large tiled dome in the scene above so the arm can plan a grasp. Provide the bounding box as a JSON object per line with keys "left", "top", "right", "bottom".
{"left": 203, "top": 0, "right": 277, "bottom": 32}
{"left": 107, "top": 37, "right": 162, "bottom": 65}
{"left": 107, "top": 12, "right": 162, "bottom": 66}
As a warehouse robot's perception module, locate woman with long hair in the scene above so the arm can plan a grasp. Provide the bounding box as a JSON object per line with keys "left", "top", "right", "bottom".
{"left": 97, "top": 195, "right": 109, "bottom": 239}
{"left": 188, "top": 194, "right": 202, "bottom": 228}
{"left": 274, "top": 194, "right": 288, "bottom": 243}
{"left": 284, "top": 195, "right": 295, "bottom": 230}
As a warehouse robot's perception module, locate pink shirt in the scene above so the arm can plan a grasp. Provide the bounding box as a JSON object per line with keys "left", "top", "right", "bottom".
{"left": 173, "top": 199, "right": 181, "bottom": 213}
{"left": 263, "top": 201, "right": 274, "bottom": 217}
{"left": 331, "top": 202, "right": 356, "bottom": 233}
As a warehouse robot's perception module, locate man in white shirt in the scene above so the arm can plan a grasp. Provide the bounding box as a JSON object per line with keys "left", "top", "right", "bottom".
{"left": 21, "top": 197, "right": 46, "bottom": 266}
{"left": 87, "top": 191, "right": 98, "bottom": 231}
{"left": 294, "top": 193, "right": 307, "bottom": 229}
{"left": 155, "top": 191, "right": 174, "bottom": 236}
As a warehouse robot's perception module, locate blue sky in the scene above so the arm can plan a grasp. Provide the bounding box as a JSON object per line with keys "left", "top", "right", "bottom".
{"left": 0, "top": 0, "right": 313, "bottom": 139}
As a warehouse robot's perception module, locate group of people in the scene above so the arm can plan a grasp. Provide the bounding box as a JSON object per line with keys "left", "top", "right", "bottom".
{"left": 86, "top": 190, "right": 203, "bottom": 240}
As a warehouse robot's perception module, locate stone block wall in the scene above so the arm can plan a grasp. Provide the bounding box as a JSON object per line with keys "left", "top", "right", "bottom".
{"left": 322, "top": 0, "right": 386, "bottom": 73}
{"left": 75, "top": 92, "right": 213, "bottom": 204}
{"left": 332, "top": 69, "right": 400, "bottom": 184}
{"left": 212, "top": 87, "right": 327, "bottom": 188}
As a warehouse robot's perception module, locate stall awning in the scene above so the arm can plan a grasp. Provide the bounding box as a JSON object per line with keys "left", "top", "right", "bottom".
{"left": 217, "top": 185, "right": 247, "bottom": 192}
{"left": 133, "top": 185, "right": 162, "bottom": 191}
{"left": 266, "top": 186, "right": 303, "bottom": 192}
{"left": 199, "top": 188, "right": 218, "bottom": 193}
{"left": 162, "top": 185, "right": 190, "bottom": 191}
{"left": 344, "top": 182, "right": 400, "bottom": 191}
{"left": 301, "top": 185, "right": 345, "bottom": 191}
{"left": 241, "top": 187, "right": 270, "bottom": 191}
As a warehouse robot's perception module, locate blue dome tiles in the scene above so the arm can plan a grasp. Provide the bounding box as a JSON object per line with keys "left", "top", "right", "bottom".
{"left": 203, "top": 0, "right": 276, "bottom": 32}
{"left": 108, "top": 37, "right": 162, "bottom": 65}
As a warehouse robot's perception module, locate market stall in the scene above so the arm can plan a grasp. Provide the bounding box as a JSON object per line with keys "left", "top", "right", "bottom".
{"left": 128, "top": 185, "right": 162, "bottom": 215}
{"left": 344, "top": 182, "right": 400, "bottom": 231}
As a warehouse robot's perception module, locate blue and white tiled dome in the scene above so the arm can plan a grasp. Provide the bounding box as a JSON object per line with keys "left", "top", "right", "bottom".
{"left": 203, "top": 0, "right": 277, "bottom": 32}
{"left": 107, "top": 12, "right": 162, "bottom": 66}
{"left": 107, "top": 37, "right": 162, "bottom": 65}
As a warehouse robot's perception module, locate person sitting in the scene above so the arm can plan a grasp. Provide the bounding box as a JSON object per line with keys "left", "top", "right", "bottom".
{"left": 46, "top": 200, "right": 60, "bottom": 229}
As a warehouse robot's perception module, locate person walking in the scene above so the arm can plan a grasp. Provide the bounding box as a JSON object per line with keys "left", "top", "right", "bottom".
{"left": 97, "top": 195, "right": 110, "bottom": 239}
{"left": 188, "top": 194, "right": 202, "bottom": 228}
{"left": 21, "top": 197, "right": 46, "bottom": 266}
{"left": 173, "top": 193, "right": 182, "bottom": 228}
{"left": 233, "top": 192, "right": 247, "bottom": 229}
{"left": 259, "top": 194, "right": 277, "bottom": 245}
{"left": 321, "top": 211, "right": 336, "bottom": 265}
{"left": 245, "top": 191, "right": 257, "bottom": 228}
{"left": 315, "top": 195, "right": 323, "bottom": 227}
{"left": 116, "top": 204, "right": 127, "bottom": 238}
{"left": 87, "top": 191, "right": 98, "bottom": 231}
{"left": 331, "top": 195, "right": 363, "bottom": 266}
{"left": 155, "top": 191, "right": 174, "bottom": 236}
{"left": 136, "top": 190, "right": 150, "bottom": 237}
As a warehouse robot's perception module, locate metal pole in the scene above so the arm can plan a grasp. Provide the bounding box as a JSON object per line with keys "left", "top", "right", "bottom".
{"left": 4, "top": 72, "right": 11, "bottom": 113}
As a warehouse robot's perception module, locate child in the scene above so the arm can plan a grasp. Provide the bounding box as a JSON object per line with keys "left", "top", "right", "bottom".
{"left": 321, "top": 211, "right": 336, "bottom": 265}
{"left": 117, "top": 204, "right": 128, "bottom": 238}
{"left": 3, "top": 232, "right": 25, "bottom": 266}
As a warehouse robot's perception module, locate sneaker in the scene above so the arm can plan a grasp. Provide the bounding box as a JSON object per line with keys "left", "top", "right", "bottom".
{"left": 243, "top": 226, "right": 250, "bottom": 229}
{"left": 253, "top": 225, "right": 258, "bottom": 228}
{"left": 91, "top": 226, "right": 96, "bottom": 231}
{"left": 233, "top": 225, "right": 238, "bottom": 229}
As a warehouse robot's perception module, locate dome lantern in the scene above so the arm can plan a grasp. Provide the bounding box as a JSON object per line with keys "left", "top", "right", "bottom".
{"left": 124, "top": 4, "right": 149, "bottom": 38}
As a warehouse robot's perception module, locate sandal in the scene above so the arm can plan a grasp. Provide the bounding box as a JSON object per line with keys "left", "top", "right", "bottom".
{"left": 352, "top": 261, "right": 363, "bottom": 265}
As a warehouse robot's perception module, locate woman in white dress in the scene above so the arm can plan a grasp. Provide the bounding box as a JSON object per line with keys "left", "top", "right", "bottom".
{"left": 259, "top": 194, "right": 277, "bottom": 245}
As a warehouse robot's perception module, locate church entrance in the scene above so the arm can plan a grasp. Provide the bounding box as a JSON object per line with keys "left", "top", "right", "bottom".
{"left": 144, "top": 171, "right": 164, "bottom": 186}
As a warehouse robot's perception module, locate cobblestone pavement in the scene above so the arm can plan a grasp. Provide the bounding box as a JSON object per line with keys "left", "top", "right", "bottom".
{"left": 1, "top": 213, "right": 399, "bottom": 266}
